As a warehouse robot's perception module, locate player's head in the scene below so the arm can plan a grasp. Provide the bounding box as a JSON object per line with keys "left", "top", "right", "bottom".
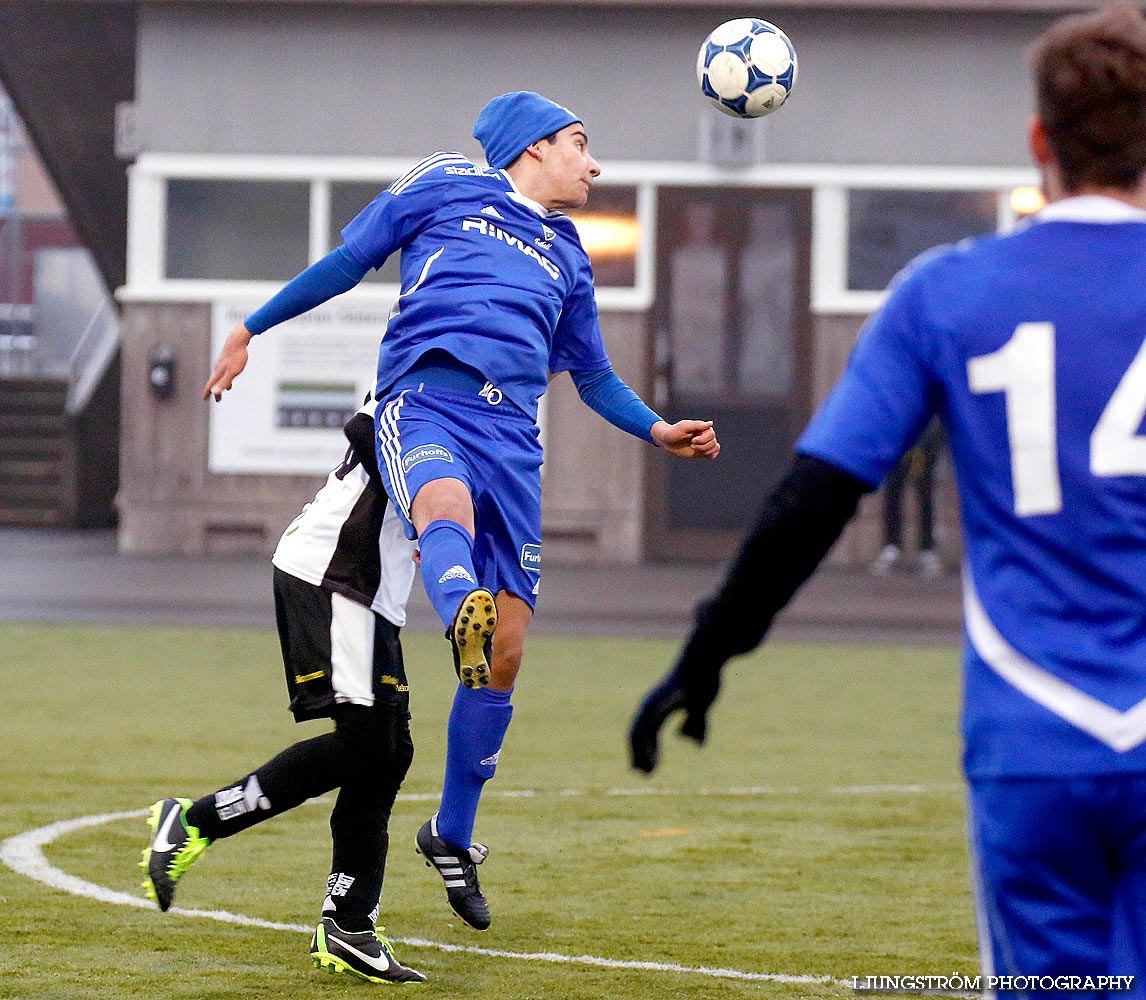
{"left": 473, "top": 92, "right": 581, "bottom": 170}
{"left": 475, "top": 91, "right": 600, "bottom": 210}
{"left": 1028, "top": 3, "right": 1146, "bottom": 194}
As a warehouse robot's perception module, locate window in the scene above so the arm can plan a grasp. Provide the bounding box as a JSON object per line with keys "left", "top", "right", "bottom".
{"left": 165, "top": 179, "right": 310, "bottom": 281}
{"left": 847, "top": 188, "right": 999, "bottom": 291}
{"left": 328, "top": 181, "right": 400, "bottom": 284}
{"left": 566, "top": 185, "right": 639, "bottom": 289}
{"left": 127, "top": 155, "right": 1035, "bottom": 317}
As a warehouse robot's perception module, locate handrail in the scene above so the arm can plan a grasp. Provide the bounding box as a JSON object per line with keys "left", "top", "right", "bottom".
{"left": 65, "top": 296, "right": 119, "bottom": 414}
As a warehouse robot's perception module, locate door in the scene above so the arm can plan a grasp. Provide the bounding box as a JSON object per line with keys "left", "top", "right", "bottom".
{"left": 646, "top": 187, "right": 813, "bottom": 561}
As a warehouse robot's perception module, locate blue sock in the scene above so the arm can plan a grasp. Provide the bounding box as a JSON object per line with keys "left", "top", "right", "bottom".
{"left": 436, "top": 685, "right": 513, "bottom": 850}
{"left": 418, "top": 518, "right": 480, "bottom": 628}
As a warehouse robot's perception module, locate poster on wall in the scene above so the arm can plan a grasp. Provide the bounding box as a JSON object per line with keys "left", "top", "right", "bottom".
{"left": 208, "top": 298, "right": 392, "bottom": 474}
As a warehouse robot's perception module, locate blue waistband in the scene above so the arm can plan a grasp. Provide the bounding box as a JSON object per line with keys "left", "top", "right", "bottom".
{"left": 391, "top": 352, "right": 488, "bottom": 395}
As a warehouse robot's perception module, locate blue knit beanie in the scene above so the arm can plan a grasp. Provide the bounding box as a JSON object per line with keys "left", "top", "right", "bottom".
{"left": 473, "top": 92, "right": 581, "bottom": 170}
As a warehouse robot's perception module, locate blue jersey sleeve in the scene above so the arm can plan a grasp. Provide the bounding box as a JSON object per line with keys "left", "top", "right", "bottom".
{"left": 341, "top": 152, "right": 466, "bottom": 270}
{"left": 245, "top": 246, "right": 368, "bottom": 334}
{"left": 797, "top": 266, "right": 940, "bottom": 488}
{"left": 548, "top": 257, "right": 611, "bottom": 375}
{"left": 571, "top": 366, "right": 661, "bottom": 443}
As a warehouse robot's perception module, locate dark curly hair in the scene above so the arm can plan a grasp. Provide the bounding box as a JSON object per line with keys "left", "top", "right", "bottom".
{"left": 1029, "top": 3, "right": 1146, "bottom": 191}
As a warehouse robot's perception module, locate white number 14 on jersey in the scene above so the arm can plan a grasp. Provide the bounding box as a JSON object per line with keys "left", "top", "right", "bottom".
{"left": 968, "top": 322, "right": 1146, "bottom": 516}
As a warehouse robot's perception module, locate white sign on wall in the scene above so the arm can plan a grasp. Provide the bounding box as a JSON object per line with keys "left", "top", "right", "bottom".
{"left": 208, "top": 298, "right": 391, "bottom": 474}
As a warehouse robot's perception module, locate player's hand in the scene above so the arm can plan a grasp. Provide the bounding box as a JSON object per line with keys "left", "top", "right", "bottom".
{"left": 651, "top": 419, "right": 720, "bottom": 459}
{"left": 203, "top": 323, "right": 253, "bottom": 401}
{"left": 628, "top": 667, "right": 720, "bottom": 774}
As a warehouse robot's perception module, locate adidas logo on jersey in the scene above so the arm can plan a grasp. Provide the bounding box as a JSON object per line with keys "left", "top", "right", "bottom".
{"left": 438, "top": 565, "right": 475, "bottom": 585}
{"left": 481, "top": 205, "right": 505, "bottom": 219}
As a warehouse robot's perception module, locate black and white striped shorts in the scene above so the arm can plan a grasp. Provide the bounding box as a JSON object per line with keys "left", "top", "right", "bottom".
{"left": 272, "top": 568, "right": 410, "bottom": 723}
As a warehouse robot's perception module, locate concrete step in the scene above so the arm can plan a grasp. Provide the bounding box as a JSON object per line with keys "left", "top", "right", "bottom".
{"left": 0, "top": 456, "right": 64, "bottom": 481}
{"left": 0, "top": 413, "right": 69, "bottom": 437}
{"left": 0, "top": 477, "right": 66, "bottom": 505}
{"left": 0, "top": 435, "right": 67, "bottom": 458}
{"left": 0, "top": 378, "right": 74, "bottom": 528}
{"left": 0, "top": 377, "right": 69, "bottom": 416}
{"left": 0, "top": 506, "right": 66, "bottom": 527}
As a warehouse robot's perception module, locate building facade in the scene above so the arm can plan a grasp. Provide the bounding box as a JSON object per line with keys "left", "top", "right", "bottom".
{"left": 83, "top": 1, "right": 1083, "bottom": 559}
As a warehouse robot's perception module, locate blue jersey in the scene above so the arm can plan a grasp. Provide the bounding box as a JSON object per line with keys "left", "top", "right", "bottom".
{"left": 799, "top": 196, "right": 1146, "bottom": 778}
{"left": 341, "top": 152, "right": 611, "bottom": 419}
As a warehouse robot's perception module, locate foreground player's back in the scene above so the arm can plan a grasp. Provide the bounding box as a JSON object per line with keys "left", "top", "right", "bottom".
{"left": 915, "top": 198, "right": 1146, "bottom": 771}
{"left": 933, "top": 202, "right": 1146, "bottom": 629}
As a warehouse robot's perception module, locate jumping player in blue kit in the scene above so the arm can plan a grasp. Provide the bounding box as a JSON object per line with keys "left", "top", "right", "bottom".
{"left": 631, "top": 5, "right": 1146, "bottom": 993}
{"left": 207, "top": 92, "right": 719, "bottom": 931}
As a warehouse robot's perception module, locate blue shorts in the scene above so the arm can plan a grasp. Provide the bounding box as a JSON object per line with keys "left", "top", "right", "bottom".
{"left": 374, "top": 382, "right": 543, "bottom": 609}
{"left": 969, "top": 774, "right": 1146, "bottom": 998}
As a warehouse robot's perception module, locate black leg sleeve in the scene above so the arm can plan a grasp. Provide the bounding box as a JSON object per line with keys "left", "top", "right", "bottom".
{"left": 629, "top": 454, "right": 871, "bottom": 772}
{"left": 187, "top": 731, "right": 349, "bottom": 841}
{"left": 326, "top": 703, "right": 414, "bottom": 927}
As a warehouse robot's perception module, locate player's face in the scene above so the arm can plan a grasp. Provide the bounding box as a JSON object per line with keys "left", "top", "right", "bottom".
{"left": 536, "top": 124, "right": 600, "bottom": 210}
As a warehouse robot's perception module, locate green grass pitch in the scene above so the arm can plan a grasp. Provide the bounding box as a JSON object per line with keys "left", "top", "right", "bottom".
{"left": 0, "top": 622, "right": 977, "bottom": 999}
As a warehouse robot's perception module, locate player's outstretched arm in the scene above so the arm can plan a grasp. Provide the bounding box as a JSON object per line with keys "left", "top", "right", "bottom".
{"left": 629, "top": 453, "right": 871, "bottom": 773}
{"left": 570, "top": 367, "right": 715, "bottom": 452}
{"left": 204, "top": 323, "right": 252, "bottom": 401}
{"left": 651, "top": 419, "right": 720, "bottom": 459}
{"left": 203, "top": 246, "right": 371, "bottom": 402}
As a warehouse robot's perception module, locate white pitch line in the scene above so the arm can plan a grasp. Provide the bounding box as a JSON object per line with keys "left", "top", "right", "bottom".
{"left": 1, "top": 808, "right": 838, "bottom": 987}
{"left": 314, "top": 784, "right": 959, "bottom": 806}
{"left": 601, "top": 783, "right": 959, "bottom": 798}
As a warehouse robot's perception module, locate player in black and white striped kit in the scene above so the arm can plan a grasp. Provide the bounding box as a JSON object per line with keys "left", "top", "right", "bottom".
{"left": 140, "top": 402, "right": 430, "bottom": 984}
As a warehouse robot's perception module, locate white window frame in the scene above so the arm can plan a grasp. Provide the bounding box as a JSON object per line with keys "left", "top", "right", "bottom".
{"left": 121, "top": 153, "right": 657, "bottom": 311}
{"left": 120, "top": 153, "right": 1038, "bottom": 317}
{"left": 810, "top": 165, "right": 1037, "bottom": 314}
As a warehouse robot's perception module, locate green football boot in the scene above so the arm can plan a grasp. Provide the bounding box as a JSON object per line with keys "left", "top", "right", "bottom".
{"left": 311, "top": 916, "right": 426, "bottom": 984}
{"left": 140, "top": 797, "right": 210, "bottom": 911}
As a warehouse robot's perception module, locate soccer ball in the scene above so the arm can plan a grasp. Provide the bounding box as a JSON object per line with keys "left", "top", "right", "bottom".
{"left": 696, "top": 18, "right": 798, "bottom": 119}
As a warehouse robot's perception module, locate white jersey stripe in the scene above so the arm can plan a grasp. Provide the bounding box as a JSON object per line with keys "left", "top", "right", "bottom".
{"left": 389, "top": 152, "right": 471, "bottom": 196}
{"left": 964, "top": 573, "right": 1146, "bottom": 752}
{"left": 388, "top": 152, "right": 462, "bottom": 193}
{"left": 387, "top": 395, "right": 413, "bottom": 514}
{"left": 389, "top": 246, "right": 445, "bottom": 324}
{"left": 270, "top": 399, "right": 415, "bottom": 627}
{"left": 377, "top": 397, "right": 407, "bottom": 513}
{"left": 378, "top": 393, "right": 411, "bottom": 514}
{"left": 391, "top": 157, "right": 469, "bottom": 197}
{"left": 328, "top": 592, "right": 376, "bottom": 706}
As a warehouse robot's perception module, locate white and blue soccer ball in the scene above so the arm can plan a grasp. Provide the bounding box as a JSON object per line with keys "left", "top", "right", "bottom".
{"left": 696, "top": 18, "right": 798, "bottom": 119}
